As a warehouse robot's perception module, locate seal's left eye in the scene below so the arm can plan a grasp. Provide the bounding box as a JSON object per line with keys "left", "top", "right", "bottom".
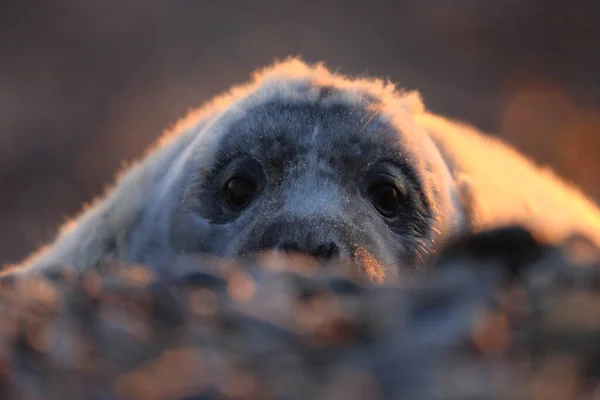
{"left": 222, "top": 176, "right": 257, "bottom": 211}
{"left": 369, "top": 183, "right": 401, "bottom": 217}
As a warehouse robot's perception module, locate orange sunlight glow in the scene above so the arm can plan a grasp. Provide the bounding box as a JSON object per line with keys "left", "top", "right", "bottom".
{"left": 353, "top": 247, "right": 386, "bottom": 284}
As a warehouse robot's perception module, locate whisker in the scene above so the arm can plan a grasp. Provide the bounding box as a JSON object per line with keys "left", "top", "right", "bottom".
{"left": 369, "top": 125, "right": 395, "bottom": 140}
{"left": 358, "top": 107, "right": 383, "bottom": 135}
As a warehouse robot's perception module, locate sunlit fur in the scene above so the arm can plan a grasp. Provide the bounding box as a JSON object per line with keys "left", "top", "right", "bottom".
{"left": 5, "top": 57, "right": 600, "bottom": 280}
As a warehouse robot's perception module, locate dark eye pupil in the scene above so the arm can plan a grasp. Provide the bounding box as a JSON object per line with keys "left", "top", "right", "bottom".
{"left": 224, "top": 177, "right": 256, "bottom": 209}
{"left": 370, "top": 184, "right": 400, "bottom": 216}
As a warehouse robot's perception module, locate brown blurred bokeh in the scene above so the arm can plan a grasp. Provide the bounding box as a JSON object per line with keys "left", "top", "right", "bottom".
{"left": 0, "top": 0, "right": 599, "bottom": 265}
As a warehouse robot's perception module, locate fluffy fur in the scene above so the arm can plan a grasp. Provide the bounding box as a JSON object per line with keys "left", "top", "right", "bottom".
{"left": 5, "top": 58, "right": 600, "bottom": 281}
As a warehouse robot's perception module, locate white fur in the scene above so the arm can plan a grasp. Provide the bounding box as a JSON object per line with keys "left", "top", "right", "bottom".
{"left": 419, "top": 111, "right": 600, "bottom": 245}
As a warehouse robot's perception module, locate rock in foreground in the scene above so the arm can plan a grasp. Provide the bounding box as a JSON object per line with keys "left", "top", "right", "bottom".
{"left": 0, "top": 226, "right": 599, "bottom": 399}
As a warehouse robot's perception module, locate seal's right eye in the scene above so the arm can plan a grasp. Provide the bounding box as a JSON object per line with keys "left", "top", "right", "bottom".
{"left": 368, "top": 183, "right": 402, "bottom": 218}
{"left": 222, "top": 176, "right": 257, "bottom": 211}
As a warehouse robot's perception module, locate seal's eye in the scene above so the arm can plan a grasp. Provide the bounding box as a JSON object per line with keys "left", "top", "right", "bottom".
{"left": 222, "top": 176, "right": 257, "bottom": 211}
{"left": 369, "top": 183, "right": 401, "bottom": 217}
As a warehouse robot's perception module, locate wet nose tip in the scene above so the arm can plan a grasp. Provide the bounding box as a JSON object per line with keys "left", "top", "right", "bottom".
{"left": 278, "top": 241, "right": 341, "bottom": 260}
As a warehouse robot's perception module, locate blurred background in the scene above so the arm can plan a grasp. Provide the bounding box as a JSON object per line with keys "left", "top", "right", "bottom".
{"left": 0, "top": 0, "right": 599, "bottom": 266}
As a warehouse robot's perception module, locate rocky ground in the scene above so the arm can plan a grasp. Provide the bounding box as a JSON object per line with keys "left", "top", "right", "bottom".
{"left": 0, "top": 226, "right": 599, "bottom": 400}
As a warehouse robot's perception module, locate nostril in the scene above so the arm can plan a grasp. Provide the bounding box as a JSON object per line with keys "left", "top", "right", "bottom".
{"left": 313, "top": 242, "right": 340, "bottom": 259}
{"left": 277, "top": 241, "right": 341, "bottom": 260}
{"left": 277, "top": 241, "right": 303, "bottom": 254}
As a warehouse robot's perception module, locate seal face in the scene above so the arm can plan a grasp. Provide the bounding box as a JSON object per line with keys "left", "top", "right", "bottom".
{"left": 178, "top": 95, "right": 436, "bottom": 281}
